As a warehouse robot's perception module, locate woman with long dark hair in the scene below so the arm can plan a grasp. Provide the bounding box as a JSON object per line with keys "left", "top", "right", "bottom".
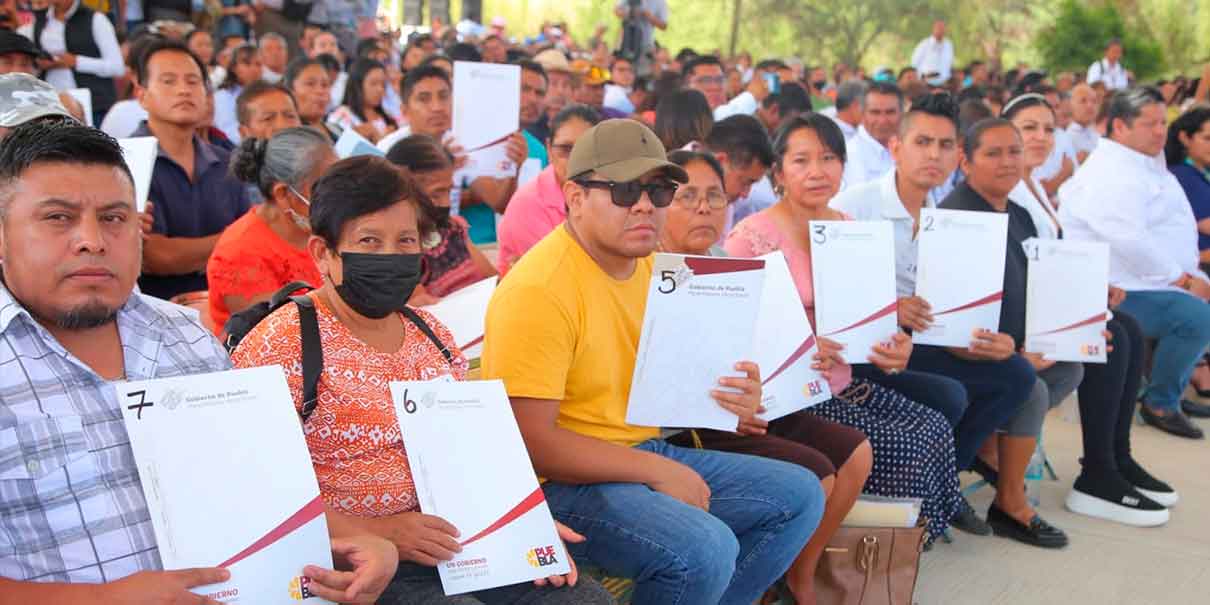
{"left": 327, "top": 58, "right": 398, "bottom": 143}
{"left": 214, "top": 44, "right": 262, "bottom": 143}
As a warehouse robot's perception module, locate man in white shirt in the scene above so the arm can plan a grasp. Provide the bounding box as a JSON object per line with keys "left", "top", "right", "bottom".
{"left": 1067, "top": 83, "right": 1100, "bottom": 162}
{"left": 1030, "top": 87, "right": 1079, "bottom": 198}
{"left": 683, "top": 54, "right": 770, "bottom": 121}
{"left": 845, "top": 81, "right": 902, "bottom": 187}
{"left": 820, "top": 79, "right": 866, "bottom": 141}
{"left": 1059, "top": 87, "right": 1210, "bottom": 439}
{"left": 19, "top": 0, "right": 122, "bottom": 125}
{"left": 911, "top": 20, "right": 954, "bottom": 84}
{"left": 258, "top": 32, "right": 288, "bottom": 83}
{"left": 603, "top": 52, "right": 637, "bottom": 114}
{"left": 1086, "top": 39, "right": 1129, "bottom": 91}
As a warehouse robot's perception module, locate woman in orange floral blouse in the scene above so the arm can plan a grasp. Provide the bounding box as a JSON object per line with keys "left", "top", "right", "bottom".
{"left": 231, "top": 156, "right": 608, "bottom": 605}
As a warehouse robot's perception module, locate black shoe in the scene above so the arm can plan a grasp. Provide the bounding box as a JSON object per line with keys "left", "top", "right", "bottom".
{"left": 1181, "top": 398, "right": 1210, "bottom": 418}
{"left": 1118, "top": 457, "right": 1179, "bottom": 507}
{"left": 986, "top": 504, "right": 1069, "bottom": 549}
{"left": 969, "top": 457, "right": 999, "bottom": 486}
{"left": 1139, "top": 405, "right": 1205, "bottom": 439}
{"left": 950, "top": 496, "right": 992, "bottom": 536}
{"left": 1066, "top": 470, "right": 1169, "bottom": 527}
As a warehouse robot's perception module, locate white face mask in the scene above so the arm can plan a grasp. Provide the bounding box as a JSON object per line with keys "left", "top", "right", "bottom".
{"left": 286, "top": 185, "right": 311, "bottom": 232}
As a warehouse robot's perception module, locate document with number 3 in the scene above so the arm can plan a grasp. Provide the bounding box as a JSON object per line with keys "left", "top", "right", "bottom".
{"left": 810, "top": 221, "right": 899, "bottom": 364}
{"left": 627, "top": 254, "right": 767, "bottom": 431}
{"left": 117, "top": 366, "right": 334, "bottom": 604}
{"left": 390, "top": 379, "right": 570, "bottom": 595}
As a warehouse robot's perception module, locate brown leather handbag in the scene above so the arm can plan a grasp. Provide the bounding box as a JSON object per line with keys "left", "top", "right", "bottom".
{"left": 813, "top": 522, "right": 927, "bottom": 605}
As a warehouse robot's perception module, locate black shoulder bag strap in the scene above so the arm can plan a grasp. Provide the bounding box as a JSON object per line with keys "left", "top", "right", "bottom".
{"left": 294, "top": 295, "right": 324, "bottom": 422}
{"left": 400, "top": 307, "right": 455, "bottom": 364}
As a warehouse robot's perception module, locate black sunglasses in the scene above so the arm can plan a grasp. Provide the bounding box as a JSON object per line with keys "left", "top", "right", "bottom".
{"left": 574, "top": 179, "right": 679, "bottom": 208}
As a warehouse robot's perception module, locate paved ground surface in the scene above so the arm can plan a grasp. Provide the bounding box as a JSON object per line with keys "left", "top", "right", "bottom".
{"left": 916, "top": 394, "right": 1210, "bottom": 605}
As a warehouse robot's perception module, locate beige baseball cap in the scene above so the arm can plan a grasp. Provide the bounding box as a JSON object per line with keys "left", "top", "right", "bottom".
{"left": 533, "top": 48, "right": 572, "bottom": 74}
{"left": 567, "top": 119, "right": 688, "bottom": 183}
{"left": 0, "top": 74, "right": 75, "bottom": 128}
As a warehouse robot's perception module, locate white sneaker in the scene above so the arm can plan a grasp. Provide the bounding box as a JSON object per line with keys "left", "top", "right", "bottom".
{"left": 1065, "top": 488, "right": 1170, "bottom": 527}
{"left": 1136, "top": 487, "right": 1178, "bottom": 508}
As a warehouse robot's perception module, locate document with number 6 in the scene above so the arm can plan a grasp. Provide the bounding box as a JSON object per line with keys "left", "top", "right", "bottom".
{"left": 810, "top": 221, "right": 899, "bottom": 364}
{"left": 627, "top": 254, "right": 767, "bottom": 431}
{"left": 1025, "top": 238, "right": 1110, "bottom": 363}
{"left": 116, "top": 366, "right": 334, "bottom": 604}
{"left": 390, "top": 379, "right": 570, "bottom": 595}
{"left": 913, "top": 208, "right": 1008, "bottom": 347}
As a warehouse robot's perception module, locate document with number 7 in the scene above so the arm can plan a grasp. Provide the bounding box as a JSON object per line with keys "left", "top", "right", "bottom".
{"left": 626, "top": 254, "right": 767, "bottom": 431}
{"left": 810, "top": 221, "right": 899, "bottom": 364}
{"left": 1024, "top": 238, "right": 1110, "bottom": 363}
{"left": 116, "top": 366, "right": 334, "bottom": 604}
{"left": 390, "top": 379, "right": 570, "bottom": 595}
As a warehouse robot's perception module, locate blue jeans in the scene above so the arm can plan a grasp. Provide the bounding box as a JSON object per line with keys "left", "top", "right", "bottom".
{"left": 907, "top": 346, "right": 1036, "bottom": 471}
{"left": 1117, "top": 289, "right": 1210, "bottom": 413}
{"left": 542, "top": 440, "right": 824, "bottom": 605}
{"left": 852, "top": 366, "right": 969, "bottom": 428}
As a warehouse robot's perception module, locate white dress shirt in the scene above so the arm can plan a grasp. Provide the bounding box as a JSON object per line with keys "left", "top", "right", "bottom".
{"left": 213, "top": 85, "right": 242, "bottom": 145}
{"left": 1067, "top": 122, "right": 1100, "bottom": 155}
{"left": 1086, "top": 59, "right": 1128, "bottom": 90}
{"left": 831, "top": 169, "right": 936, "bottom": 298}
{"left": 1058, "top": 137, "right": 1204, "bottom": 291}
{"left": 1033, "top": 127, "right": 1079, "bottom": 182}
{"left": 714, "top": 91, "right": 758, "bottom": 121}
{"left": 911, "top": 36, "right": 954, "bottom": 81}
{"left": 18, "top": 1, "right": 123, "bottom": 91}
{"left": 845, "top": 125, "right": 894, "bottom": 187}
{"left": 99, "top": 99, "right": 148, "bottom": 139}
{"left": 1010, "top": 176, "right": 1062, "bottom": 241}
{"left": 820, "top": 105, "right": 858, "bottom": 140}
{"left": 604, "top": 84, "right": 635, "bottom": 114}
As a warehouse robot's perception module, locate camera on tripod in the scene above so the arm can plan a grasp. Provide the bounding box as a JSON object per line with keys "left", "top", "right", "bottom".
{"left": 619, "top": 0, "right": 645, "bottom": 65}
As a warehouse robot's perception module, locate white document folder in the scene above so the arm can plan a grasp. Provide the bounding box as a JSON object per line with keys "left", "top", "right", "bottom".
{"left": 913, "top": 208, "right": 1008, "bottom": 347}
{"left": 753, "top": 251, "right": 831, "bottom": 420}
{"left": 425, "top": 276, "right": 497, "bottom": 358}
{"left": 391, "top": 379, "right": 570, "bottom": 595}
{"left": 627, "top": 254, "right": 766, "bottom": 431}
{"left": 810, "top": 221, "right": 899, "bottom": 364}
{"left": 118, "top": 137, "right": 157, "bottom": 213}
{"left": 1025, "top": 238, "right": 1110, "bottom": 363}
{"left": 117, "top": 366, "right": 333, "bottom": 604}
{"left": 452, "top": 61, "right": 520, "bottom": 152}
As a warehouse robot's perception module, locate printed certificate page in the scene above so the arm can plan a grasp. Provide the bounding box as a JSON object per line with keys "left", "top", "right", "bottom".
{"left": 117, "top": 366, "right": 333, "bottom": 604}
{"left": 753, "top": 251, "right": 831, "bottom": 421}
{"left": 627, "top": 254, "right": 766, "bottom": 430}
{"left": 810, "top": 221, "right": 898, "bottom": 364}
{"left": 453, "top": 61, "right": 520, "bottom": 152}
{"left": 390, "top": 380, "right": 570, "bottom": 595}
{"left": 1025, "top": 238, "right": 1110, "bottom": 363}
{"left": 425, "top": 277, "right": 497, "bottom": 358}
{"left": 913, "top": 208, "right": 1008, "bottom": 347}
{"left": 118, "top": 137, "right": 157, "bottom": 212}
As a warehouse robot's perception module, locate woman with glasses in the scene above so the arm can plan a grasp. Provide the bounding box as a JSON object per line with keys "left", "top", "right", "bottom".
{"left": 726, "top": 113, "right": 961, "bottom": 545}
{"left": 207, "top": 127, "right": 336, "bottom": 335}
{"left": 658, "top": 150, "right": 872, "bottom": 604}
{"left": 498, "top": 104, "right": 603, "bottom": 274}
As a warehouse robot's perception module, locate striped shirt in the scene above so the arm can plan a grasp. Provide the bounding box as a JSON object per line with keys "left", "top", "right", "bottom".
{"left": 0, "top": 282, "right": 231, "bottom": 583}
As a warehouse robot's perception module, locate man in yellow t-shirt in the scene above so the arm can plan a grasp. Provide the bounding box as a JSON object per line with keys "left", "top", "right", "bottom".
{"left": 482, "top": 118, "right": 824, "bottom": 605}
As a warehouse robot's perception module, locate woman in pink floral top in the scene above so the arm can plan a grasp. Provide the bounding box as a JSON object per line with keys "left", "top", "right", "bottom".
{"left": 726, "top": 113, "right": 961, "bottom": 542}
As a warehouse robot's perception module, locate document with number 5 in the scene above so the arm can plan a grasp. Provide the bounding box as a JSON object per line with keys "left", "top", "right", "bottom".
{"left": 810, "top": 221, "right": 899, "bottom": 364}
{"left": 390, "top": 379, "right": 570, "bottom": 595}
{"left": 117, "top": 366, "right": 334, "bottom": 604}
{"left": 626, "top": 254, "right": 766, "bottom": 431}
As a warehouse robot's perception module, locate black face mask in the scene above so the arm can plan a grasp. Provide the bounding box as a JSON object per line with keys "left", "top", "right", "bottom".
{"left": 332, "top": 252, "right": 424, "bottom": 319}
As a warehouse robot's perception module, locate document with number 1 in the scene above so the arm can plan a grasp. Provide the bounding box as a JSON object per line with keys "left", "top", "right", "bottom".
{"left": 390, "top": 379, "right": 570, "bottom": 595}
{"left": 627, "top": 254, "right": 766, "bottom": 431}
{"left": 1025, "top": 238, "right": 1110, "bottom": 362}
{"left": 117, "top": 366, "right": 333, "bottom": 604}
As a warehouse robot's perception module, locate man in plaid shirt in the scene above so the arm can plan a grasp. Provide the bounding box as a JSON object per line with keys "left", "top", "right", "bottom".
{"left": 0, "top": 118, "right": 395, "bottom": 602}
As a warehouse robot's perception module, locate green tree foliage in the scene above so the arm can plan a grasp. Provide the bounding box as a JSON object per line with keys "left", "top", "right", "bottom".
{"left": 1035, "top": 0, "right": 1164, "bottom": 79}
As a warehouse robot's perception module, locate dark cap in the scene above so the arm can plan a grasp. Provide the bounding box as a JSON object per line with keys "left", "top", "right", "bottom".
{"left": 0, "top": 30, "right": 45, "bottom": 59}
{"left": 567, "top": 119, "right": 689, "bottom": 183}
